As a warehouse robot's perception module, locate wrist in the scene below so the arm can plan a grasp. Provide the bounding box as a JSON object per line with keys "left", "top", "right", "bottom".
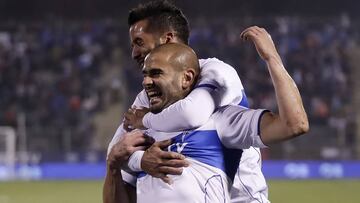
{"left": 127, "top": 150, "right": 145, "bottom": 172}
{"left": 266, "top": 54, "right": 283, "bottom": 66}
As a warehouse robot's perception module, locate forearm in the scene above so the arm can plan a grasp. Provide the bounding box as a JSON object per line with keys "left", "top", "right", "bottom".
{"left": 143, "top": 88, "right": 215, "bottom": 131}
{"left": 103, "top": 167, "right": 135, "bottom": 203}
{"left": 265, "top": 56, "right": 309, "bottom": 139}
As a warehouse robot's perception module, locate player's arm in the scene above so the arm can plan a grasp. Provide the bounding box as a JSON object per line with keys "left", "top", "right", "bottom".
{"left": 242, "top": 26, "right": 309, "bottom": 145}
{"left": 103, "top": 130, "right": 150, "bottom": 203}
{"left": 103, "top": 167, "right": 136, "bottom": 203}
{"left": 123, "top": 87, "right": 215, "bottom": 131}
{"left": 125, "top": 59, "right": 247, "bottom": 132}
{"left": 108, "top": 91, "right": 188, "bottom": 182}
{"left": 142, "top": 87, "right": 216, "bottom": 131}
{"left": 215, "top": 26, "right": 308, "bottom": 149}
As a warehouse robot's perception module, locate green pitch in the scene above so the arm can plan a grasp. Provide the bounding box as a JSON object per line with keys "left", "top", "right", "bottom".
{"left": 0, "top": 180, "right": 359, "bottom": 203}
{"left": 268, "top": 180, "right": 360, "bottom": 203}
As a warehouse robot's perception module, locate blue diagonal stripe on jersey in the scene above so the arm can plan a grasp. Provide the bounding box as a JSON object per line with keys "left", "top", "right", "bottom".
{"left": 238, "top": 89, "right": 249, "bottom": 108}
{"left": 169, "top": 130, "right": 243, "bottom": 181}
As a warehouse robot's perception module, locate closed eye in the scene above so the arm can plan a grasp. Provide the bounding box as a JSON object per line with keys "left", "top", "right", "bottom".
{"left": 135, "top": 38, "right": 144, "bottom": 47}
{"left": 130, "top": 38, "right": 144, "bottom": 48}
{"left": 143, "top": 68, "right": 163, "bottom": 78}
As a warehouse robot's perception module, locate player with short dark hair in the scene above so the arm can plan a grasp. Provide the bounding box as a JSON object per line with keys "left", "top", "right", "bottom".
{"left": 105, "top": 1, "right": 271, "bottom": 203}
{"left": 104, "top": 28, "right": 309, "bottom": 202}
{"left": 128, "top": 0, "right": 190, "bottom": 44}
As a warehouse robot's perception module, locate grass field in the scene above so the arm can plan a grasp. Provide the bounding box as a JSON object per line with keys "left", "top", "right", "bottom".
{"left": 0, "top": 180, "right": 360, "bottom": 203}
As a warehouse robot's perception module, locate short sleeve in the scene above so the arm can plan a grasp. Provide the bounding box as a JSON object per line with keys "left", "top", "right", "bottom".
{"left": 213, "top": 105, "right": 268, "bottom": 149}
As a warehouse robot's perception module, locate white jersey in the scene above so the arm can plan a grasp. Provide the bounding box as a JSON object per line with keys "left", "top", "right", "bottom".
{"left": 141, "top": 58, "right": 248, "bottom": 131}
{"left": 130, "top": 105, "right": 267, "bottom": 203}
{"left": 107, "top": 58, "right": 269, "bottom": 203}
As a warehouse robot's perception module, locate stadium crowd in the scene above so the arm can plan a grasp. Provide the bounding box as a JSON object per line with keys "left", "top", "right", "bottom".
{"left": 0, "top": 15, "right": 357, "bottom": 161}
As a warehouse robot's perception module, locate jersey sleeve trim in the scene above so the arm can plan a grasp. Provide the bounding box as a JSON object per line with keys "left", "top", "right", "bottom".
{"left": 256, "top": 110, "right": 270, "bottom": 148}
{"left": 194, "top": 83, "right": 218, "bottom": 90}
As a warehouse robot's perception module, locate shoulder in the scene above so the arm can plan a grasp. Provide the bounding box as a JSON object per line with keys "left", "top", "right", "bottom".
{"left": 199, "top": 58, "right": 238, "bottom": 78}
{"left": 199, "top": 57, "right": 235, "bottom": 70}
{"left": 197, "top": 58, "right": 241, "bottom": 88}
{"left": 213, "top": 105, "right": 269, "bottom": 131}
{"left": 212, "top": 105, "right": 249, "bottom": 118}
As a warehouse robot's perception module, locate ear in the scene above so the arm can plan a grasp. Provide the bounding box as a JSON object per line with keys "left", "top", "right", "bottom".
{"left": 159, "top": 32, "right": 176, "bottom": 44}
{"left": 182, "top": 69, "right": 196, "bottom": 89}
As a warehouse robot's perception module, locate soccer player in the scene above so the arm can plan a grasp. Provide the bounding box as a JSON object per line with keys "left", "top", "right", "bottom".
{"left": 108, "top": 1, "right": 304, "bottom": 202}
{"left": 104, "top": 1, "right": 271, "bottom": 202}
{"left": 104, "top": 31, "right": 308, "bottom": 202}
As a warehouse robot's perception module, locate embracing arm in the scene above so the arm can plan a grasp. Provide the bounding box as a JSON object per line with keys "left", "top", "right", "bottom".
{"left": 143, "top": 87, "right": 216, "bottom": 131}
{"left": 110, "top": 91, "right": 188, "bottom": 183}
{"left": 137, "top": 59, "right": 246, "bottom": 132}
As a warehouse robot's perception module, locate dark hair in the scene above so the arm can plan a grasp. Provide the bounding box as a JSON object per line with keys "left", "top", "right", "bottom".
{"left": 128, "top": 0, "right": 190, "bottom": 44}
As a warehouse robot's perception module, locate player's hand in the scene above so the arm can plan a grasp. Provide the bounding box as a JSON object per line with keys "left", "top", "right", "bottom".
{"left": 107, "top": 130, "right": 154, "bottom": 174}
{"left": 240, "top": 26, "right": 280, "bottom": 62}
{"left": 141, "top": 140, "right": 190, "bottom": 184}
{"left": 124, "top": 107, "right": 150, "bottom": 132}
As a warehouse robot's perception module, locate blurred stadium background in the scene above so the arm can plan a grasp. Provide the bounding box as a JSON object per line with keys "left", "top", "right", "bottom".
{"left": 0, "top": 0, "right": 360, "bottom": 202}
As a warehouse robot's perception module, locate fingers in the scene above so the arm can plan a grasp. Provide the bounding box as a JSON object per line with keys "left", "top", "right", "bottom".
{"left": 241, "top": 27, "right": 260, "bottom": 41}
{"left": 129, "top": 131, "right": 154, "bottom": 146}
{"left": 123, "top": 121, "right": 133, "bottom": 132}
{"left": 240, "top": 26, "right": 269, "bottom": 41}
{"left": 138, "top": 106, "right": 149, "bottom": 111}
{"left": 120, "top": 130, "right": 153, "bottom": 147}
{"left": 153, "top": 172, "right": 174, "bottom": 185}
{"left": 161, "top": 159, "right": 190, "bottom": 168}
{"left": 154, "top": 139, "right": 173, "bottom": 149}
{"left": 124, "top": 108, "right": 136, "bottom": 120}
{"left": 240, "top": 27, "right": 256, "bottom": 40}
{"left": 135, "top": 106, "right": 150, "bottom": 115}
{"left": 158, "top": 174, "right": 173, "bottom": 185}
{"left": 158, "top": 150, "right": 186, "bottom": 160}
{"left": 123, "top": 114, "right": 134, "bottom": 132}
{"left": 143, "top": 134, "right": 155, "bottom": 146}
{"left": 128, "top": 107, "right": 136, "bottom": 114}
{"left": 124, "top": 107, "right": 148, "bottom": 131}
{"left": 158, "top": 166, "right": 183, "bottom": 175}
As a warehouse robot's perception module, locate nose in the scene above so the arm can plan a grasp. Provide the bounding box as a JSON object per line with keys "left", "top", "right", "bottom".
{"left": 142, "top": 76, "right": 153, "bottom": 88}
{"left": 132, "top": 46, "right": 141, "bottom": 60}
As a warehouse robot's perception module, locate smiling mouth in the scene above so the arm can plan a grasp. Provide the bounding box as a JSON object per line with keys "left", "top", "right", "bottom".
{"left": 146, "top": 90, "right": 162, "bottom": 104}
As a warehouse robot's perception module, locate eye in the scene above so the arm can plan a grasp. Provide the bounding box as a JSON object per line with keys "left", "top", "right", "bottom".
{"left": 135, "top": 38, "right": 144, "bottom": 47}
{"left": 149, "top": 69, "right": 163, "bottom": 77}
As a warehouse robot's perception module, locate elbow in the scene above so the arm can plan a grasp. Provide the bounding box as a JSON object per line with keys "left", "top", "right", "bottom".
{"left": 288, "top": 116, "right": 309, "bottom": 137}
